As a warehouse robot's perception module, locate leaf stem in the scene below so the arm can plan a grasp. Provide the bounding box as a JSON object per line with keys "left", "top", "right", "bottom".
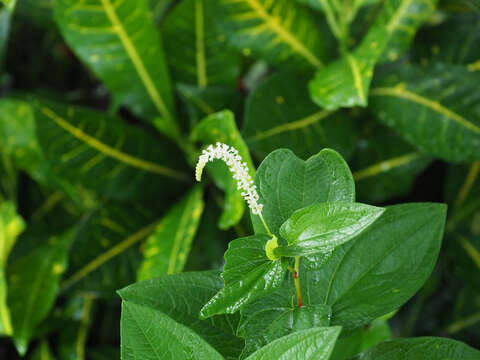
{"left": 293, "top": 256, "right": 303, "bottom": 307}
{"left": 258, "top": 213, "right": 273, "bottom": 237}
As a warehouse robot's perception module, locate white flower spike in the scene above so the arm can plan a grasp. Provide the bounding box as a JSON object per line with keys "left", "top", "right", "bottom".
{"left": 195, "top": 142, "right": 263, "bottom": 215}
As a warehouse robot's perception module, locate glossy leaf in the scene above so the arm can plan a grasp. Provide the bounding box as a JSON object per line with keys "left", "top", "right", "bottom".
{"left": 238, "top": 281, "right": 332, "bottom": 357}
{"left": 137, "top": 186, "right": 204, "bottom": 280}
{"left": 119, "top": 271, "right": 244, "bottom": 359}
{"left": 54, "top": 0, "right": 176, "bottom": 125}
{"left": 213, "top": 0, "right": 326, "bottom": 68}
{"left": 252, "top": 148, "right": 355, "bottom": 235}
{"left": 200, "top": 234, "right": 288, "bottom": 319}
{"left": 245, "top": 326, "right": 341, "bottom": 360}
{"left": 351, "top": 337, "right": 480, "bottom": 359}
{"left": 305, "top": 203, "right": 447, "bottom": 331}
{"left": 29, "top": 98, "right": 188, "bottom": 200}
{"left": 309, "top": 0, "right": 437, "bottom": 110}
{"left": 352, "top": 123, "right": 432, "bottom": 203}
{"left": 162, "top": 0, "right": 241, "bottom": 87}
{"left": 0, "top": 201, "right": 25, "bottom": 336}
{"left": 370, "top": 63, "right": 480, "bottom": 162}
{"left": 278, "top": 202, "right": 385, "bottom": 257}
{"left": 243, "top": 71, "right": 356, "bottom": 160}
{"left": 7, "top": 230, "right": 72, "bottom": 355}
{"left": 191, "top": 110, "right": 254, "bottom": 229}
{"left": 121, "top": 301, "right": 224, "bottom": 360}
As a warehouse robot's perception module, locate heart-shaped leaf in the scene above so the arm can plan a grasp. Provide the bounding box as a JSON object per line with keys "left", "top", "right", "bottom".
{"left": 253, "top": 148, "right": 355, "bottom": 235}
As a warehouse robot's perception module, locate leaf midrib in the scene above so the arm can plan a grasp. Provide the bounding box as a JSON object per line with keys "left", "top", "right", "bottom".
{"left": 38, "top": 105, "right": 188, "bottom": 181}
{"left": 370, "top": 86, "right": 480, "bottom": 135}
{"left": 100, "top": 0, "right": 174, "bottom": 122}
{"left": 243, "top": 0, "right": 323, "bottom": 68}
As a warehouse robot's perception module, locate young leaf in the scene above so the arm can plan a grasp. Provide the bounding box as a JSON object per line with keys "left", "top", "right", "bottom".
{"left": 238, "top": 282, "right": 332, "bottom": 357}
{"left": 245, "top": 326, "right": 341, "bottom": 360}
{"left": 252, "top": 148, "right": 355, "bottom": 235}
{"left": 200, "top": 234, "right": 288, "bottom": 319}
{"left": 119, "top": 271, "right": 244, "bottom": 359}
{"left": 213, "top": 0, "right": 326, "bottom": 68}
{"left": 137, "top": 186, "right": 204, "bottom": 281}
{"left": 7, "top": 230, "right": 72, "bottom": 355}
{"left": 29, "top": 98, "right": 188, "bottom": 200}
{"left": 309, "top": 0, "right": 437, "bottom": 110}
{"left": 191, "top": 110, "right": 254, "bottom": 229}
{"left": 243, "top": 71, "right": 356, "bottom": 160}
{"left": 54, "top": 0, "right": 176, "bottom": 126}
{"left": 370, "top": 63, "right": 480, "bottom": 162}
{"left": 305, "top": 203, "right": 447, "bottom": 331}
{"left": 350, "top": 337, "right": 480, "bottom": 359}
{"left": 0, "top": 202, "right": 25, "bottom": 336}
{"left": 277, "top": 202, "right": 385, "bottom": 257}
{"left": 162, "top": 0, "right": 241, "bottom": 87}
{"left": 121, "top": 301, "right": 224, "bottom": 360}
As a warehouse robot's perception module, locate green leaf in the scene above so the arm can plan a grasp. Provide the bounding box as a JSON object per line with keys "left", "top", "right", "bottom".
{"left": 245, "top": 326, "right": 341, "bottom": 360}
{"left": 191, "top": 110, "right": 254, "bottom": 229}
{"left": 54, "top": 0, "right": 176, "bottom": 126}
{"left": 350, "top": 337, "right": 480, "bottom": 359}
{"left": 278, "top": 202, "right": 385, "bottom": 257}
{"left": 378, "top": 0, "right": 438, "bottom": 63}
{"left": 7, "top": 230, "right": 72, "bottom": 355}
{"left": 119, "top": 271, "right": 244, "bottom": 359}
{"left": 29, "top": 341, "right": 55, "bottom": 360}
{"left": 243, "top": 71, "right": 356, "bottom": 160}
{"left": 29, "top": 98, "right": 188, "bottom": 200}
{"left": 305, "top": 203, "right": 447, "bottom": 331}
{"left": 200, "top": 234, "right": 288, "bottom": 319}
{"left": 213, "top": 0, "right": 326, "bottom": 68}
{"left": 238, "top": 281, "right": 332, "bottom": 357}
{"left": 352, "top": 123, "right": 432, "bottom": 203}
{"left": 309, "top": 0, "right": 437, "bottom": 110}
{"left": 177, "top": 84, "right": 243, "bottom": 128}
{"left": 413, "top": 15, "right": 480, "bottom": 66}
{"left": 121, "top": 300, "right": 224, "bottom": 360}
{"left": 0, "top": 201, "right": 25, "bottom": 336}
{"left": 252, "top": 148, "right": 355, "bottom": 235}
{"left": 137, "top": 186, "right": 204, "bottom": 280}
{"left": 162, "top": 0, "right": 241, "bottom": 87}
{"left": 0, "top": 99, "right": 51, "bottom": 182}
{"left": 370, "top": 63, "right": 480, "bottom": 162}
{"left": 62, "top": 203, "right": 159, "bottom": 295}
{"left": 330, "top": 318, "right": 391, "bottom": 360}
{"left": 0, "top": 0, "right": 16, "bottom": 70}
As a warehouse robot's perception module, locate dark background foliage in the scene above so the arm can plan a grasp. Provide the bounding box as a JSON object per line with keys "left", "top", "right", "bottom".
{"left": 0, "top": 0, "right": 479, "bottom": 358}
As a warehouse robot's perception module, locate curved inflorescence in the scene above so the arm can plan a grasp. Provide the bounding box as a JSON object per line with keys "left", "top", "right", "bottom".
{"left": 195, "top": 142, "right": 263, "bottom": 215}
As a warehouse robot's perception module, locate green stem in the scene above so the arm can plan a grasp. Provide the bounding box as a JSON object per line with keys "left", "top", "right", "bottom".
{"left": 258, "top": 213, "right": 273, "bottom": 237}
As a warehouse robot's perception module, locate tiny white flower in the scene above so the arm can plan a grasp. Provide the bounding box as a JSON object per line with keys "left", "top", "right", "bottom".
{"left": 195, "top": 142, "right": 263, "bottom": 215}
